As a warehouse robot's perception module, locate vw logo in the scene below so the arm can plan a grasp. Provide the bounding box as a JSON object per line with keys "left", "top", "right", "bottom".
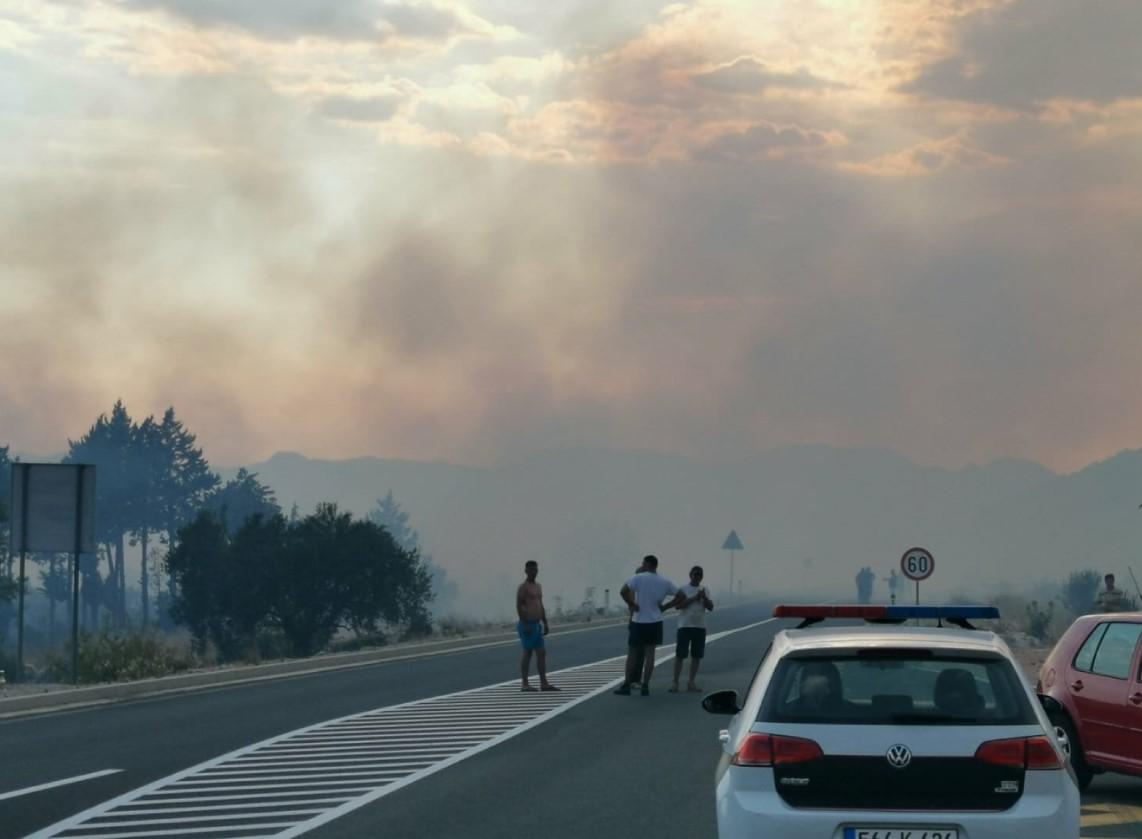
{"left": 886, "top": 744, "right": 912, "bottom": 769}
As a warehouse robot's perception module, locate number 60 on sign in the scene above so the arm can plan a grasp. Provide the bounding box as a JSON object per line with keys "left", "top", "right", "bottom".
{"left": 900, "top": 547, "right": 934, "bottom": 582}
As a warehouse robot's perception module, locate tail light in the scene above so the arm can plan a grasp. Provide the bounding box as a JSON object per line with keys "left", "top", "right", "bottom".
{"left": 732, "top": 733, "right": 824, "bottom": 767}
{"left": 975, "top": 736, "right": 1062, "bottom": 769}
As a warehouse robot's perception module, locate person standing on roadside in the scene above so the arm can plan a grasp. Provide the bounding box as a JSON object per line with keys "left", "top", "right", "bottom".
{"left": 517, "top": 560, "right": 559, "bottom": 692}
{"left": 615, "top": 555, "right": 684, "bottom": 696}
{"left": 628, "top": 559, "right": 648, "bottom": 687}
{"left": 1094, "top": 573, "right": 1127, "bottom": 613}
{"left": 669, "top": 566, "right": 713, "bottom": 693}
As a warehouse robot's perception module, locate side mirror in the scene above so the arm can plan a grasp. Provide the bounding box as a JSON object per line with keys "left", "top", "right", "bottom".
{"left": 702, "top": 689, "right": 741, "bottom": 715}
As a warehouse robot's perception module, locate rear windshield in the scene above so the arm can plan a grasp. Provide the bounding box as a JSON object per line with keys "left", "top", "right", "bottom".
{"left": 760, "top": 651, "right": 1036, "bottom": 725}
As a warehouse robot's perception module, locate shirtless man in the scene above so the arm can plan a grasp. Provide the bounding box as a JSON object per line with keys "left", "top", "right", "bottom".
{"left": 517, "top": 560, "right": 559, "bottom": 692}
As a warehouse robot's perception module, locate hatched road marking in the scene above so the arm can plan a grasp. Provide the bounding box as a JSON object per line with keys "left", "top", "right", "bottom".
{"left": 27, "top": 619, "right": 773, "bottom": 838}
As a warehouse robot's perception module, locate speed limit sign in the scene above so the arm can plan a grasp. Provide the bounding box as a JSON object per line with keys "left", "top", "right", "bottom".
{"left": 900, "top": 547, "right": 934, "bottom": 581}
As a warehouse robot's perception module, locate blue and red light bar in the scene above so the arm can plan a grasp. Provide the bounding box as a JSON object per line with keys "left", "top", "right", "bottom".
{"left": 773, "top": 605, "right": 1000, "bottom": 621}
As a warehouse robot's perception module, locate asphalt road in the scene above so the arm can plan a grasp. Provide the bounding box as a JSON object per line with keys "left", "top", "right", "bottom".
{"left": 1, "top": 604, "right": 1139, "bottom": 838}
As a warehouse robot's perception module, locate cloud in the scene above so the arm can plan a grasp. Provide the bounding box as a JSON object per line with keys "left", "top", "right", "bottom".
{"left": 318, "top": 93, "right": 404, "bottom": 122}
{"left": 120, "top": 0, "right": 502, "bottom": 46}
{"left": 121, "top": 0, "right": 392, "bottom": 42}
{"left": 692, "top": 56, "right": 843, "bottom": 94}
{"left": 840, "top": 135, "right": 1009, "bottom": 176}
{"left": 2, "top": 0, "right": 1142, "bottom": 476}
{"left": 699, "top": 121, "right": 843, "bottom": 161}
{"left": 902, "top": 0, "right": 1142, "bottom": 109}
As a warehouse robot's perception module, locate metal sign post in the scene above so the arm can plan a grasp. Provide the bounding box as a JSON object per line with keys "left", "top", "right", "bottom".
{"left": 722, "top": 530, "right": 744, "bottom": 600}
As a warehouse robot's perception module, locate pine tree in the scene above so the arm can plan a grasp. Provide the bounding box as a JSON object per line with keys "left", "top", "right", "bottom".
{"left": 204, "top": 469, "right": 281, "bottom": 537}
{"left": 155, "top": 408, "right": 219, "bottom": 596}
{"left": 66, "top": 400, "right": 138, "bottom": 627}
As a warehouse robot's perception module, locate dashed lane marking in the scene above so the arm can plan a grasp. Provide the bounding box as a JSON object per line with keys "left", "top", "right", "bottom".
{"left": 0, "top": 770, "right": 121, "bottom": 802}
{"left": 27, "top": 619, "right": 775, "bottom": 838}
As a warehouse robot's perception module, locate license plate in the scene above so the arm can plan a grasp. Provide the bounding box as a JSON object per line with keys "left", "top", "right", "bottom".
{"left": 843, "top": 830, "right": 957, "bottom": 839}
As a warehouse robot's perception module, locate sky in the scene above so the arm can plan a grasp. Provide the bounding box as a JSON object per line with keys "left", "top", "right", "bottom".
{"left": 2, "top": 0, "right": 1141, "bottom": 473}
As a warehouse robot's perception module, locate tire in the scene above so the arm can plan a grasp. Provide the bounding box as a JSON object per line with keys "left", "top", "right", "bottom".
{"left": 1055, "top": 715, "right": 1094, "bottom": 791}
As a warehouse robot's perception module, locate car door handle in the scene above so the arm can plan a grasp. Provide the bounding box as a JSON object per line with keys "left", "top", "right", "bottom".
{"left": 1070, "top": 680, "right": 1084, "bottom": 692}
{"left": 719, "top": 729, "right": 730, "bottom": 744}
{"left": 1130, "top": 693, "right": 1142, "bottom": 705}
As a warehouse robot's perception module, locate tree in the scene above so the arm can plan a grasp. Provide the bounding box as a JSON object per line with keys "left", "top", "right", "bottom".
{"left": 131, "top": 416, "right": 166, "bottom": 626}
{"left": 1062, "top": 569, "right": 1102, "bottom": 616}
{"left": 368, "top": 491, "right": 452, "bottom": 619}
{"left": 0, "top": 444, "right": 11, "bottom": 578}
{"left": 204, "top": 469, "right": 281, "bottom": 537}
{"left": 368, "top": 491, "right": 418, "bottom": 551}
{"left": 65, "top": 401, "right": 139, "bottom": 627}
{"left": 39, "top": 554, "right": 70, "bottom": 644}
{"left": 165, "top": 511, "right": 232, "bottom": 655}
{"left": 167, "top": 503, "right": 434, "bottom": 660}
{"left": 155, "top": 407, "right": 218, "bottom": 592}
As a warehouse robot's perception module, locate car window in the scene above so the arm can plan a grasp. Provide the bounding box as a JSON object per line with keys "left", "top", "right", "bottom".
{"left": 745, "top": 643, "right": 774, "bottom": 695}
{"left": 1090, "top": 623, "right": 1142, "bottom": 680}
{"left": 1073, "top": 623, "right": 1110, "bottom": 672}
{"left": 760, "top": 652, "right": 1035, "bottom": 725}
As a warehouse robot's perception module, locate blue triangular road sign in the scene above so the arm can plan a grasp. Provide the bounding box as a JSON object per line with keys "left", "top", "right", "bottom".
{"left": 721, "top": 530, "right": 744, "bottom": 551}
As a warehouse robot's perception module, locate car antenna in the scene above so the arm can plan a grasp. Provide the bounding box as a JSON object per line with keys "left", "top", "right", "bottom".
{"left": 1127, "top": 565, "right": 1142, "bottom": 607}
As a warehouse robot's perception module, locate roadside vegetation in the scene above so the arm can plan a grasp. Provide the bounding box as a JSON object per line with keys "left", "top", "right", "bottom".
{"left": 988, "top": 569, "right": 1139, "bottom": 647}
{"left": 0, "top": 404, "right": 443, "bottom": 685}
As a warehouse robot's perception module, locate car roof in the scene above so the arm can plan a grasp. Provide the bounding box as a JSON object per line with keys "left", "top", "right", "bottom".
{"left": 774, "top": 625, "right": 1012, "bottom": 656}
{"left": 1077, "top": 611, "right": 1142, "bottom": 621}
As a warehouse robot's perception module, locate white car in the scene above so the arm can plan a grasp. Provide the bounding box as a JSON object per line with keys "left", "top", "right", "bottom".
{"left": 704, "top": 605, "right": 1080, "bottom": 839}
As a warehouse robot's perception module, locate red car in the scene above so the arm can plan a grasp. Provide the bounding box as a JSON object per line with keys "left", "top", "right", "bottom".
{"left": 1037, "top": 612, "right": 1142, "bottom": 789}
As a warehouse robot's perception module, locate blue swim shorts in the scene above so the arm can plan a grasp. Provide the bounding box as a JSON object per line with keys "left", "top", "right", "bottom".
{"left": 517, "top": 620, "right": 545, "bottom": 650}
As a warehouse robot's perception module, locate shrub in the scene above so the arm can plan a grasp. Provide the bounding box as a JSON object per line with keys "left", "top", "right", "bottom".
{"left": 328, "top": 631, "right": 388, "bottom": 654}
{"left": 1025, "top": 600, "right": 1055, "bottom": 643}
{"left": 1061, "top": 570, "right": 1101, "bottom": 616}
{"left": 40, "top": 630, "right": 199, "bottom": 683}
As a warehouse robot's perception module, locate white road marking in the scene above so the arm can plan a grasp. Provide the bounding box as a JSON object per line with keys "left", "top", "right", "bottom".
{"left": 28, "top": 617, "right": 775, "bottom": 838}
{"left": 0, "top": 769, "right": 122, "bottom": 802}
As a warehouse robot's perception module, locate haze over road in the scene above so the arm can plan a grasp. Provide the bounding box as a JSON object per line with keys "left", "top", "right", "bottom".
{"left": 2, "top": 604, "right": 1139, "bottom": 838}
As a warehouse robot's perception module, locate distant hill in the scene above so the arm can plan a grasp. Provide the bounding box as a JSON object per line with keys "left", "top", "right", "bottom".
{"left": 239, "top": 446, "right": 1142, "bottom": 619}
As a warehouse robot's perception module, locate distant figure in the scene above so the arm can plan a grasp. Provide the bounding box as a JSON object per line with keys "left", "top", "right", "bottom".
{"left": 516, "top": 560, "right": 559, "bottom": 692}
{"left": 855, "top": 566, "right": 875, "bottom": 604}
{"left": 1094, "top": 573, "right": 1127, "bottom": 613}
{"left": 615, "top": 555, "right": 684, "bottom": 696}
{"left": 886, "top": 569, "right": 901, "bottom": 604}
{"left": 670, "top": 565, "right": 714, "bottom": 693}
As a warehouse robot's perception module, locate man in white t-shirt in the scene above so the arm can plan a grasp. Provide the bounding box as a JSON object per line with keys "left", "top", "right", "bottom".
{"left": 669, "top": 565, "right": 714, "bottom": 693}
{"left": 614, "top": 555, "right": 685, "bottom": 696}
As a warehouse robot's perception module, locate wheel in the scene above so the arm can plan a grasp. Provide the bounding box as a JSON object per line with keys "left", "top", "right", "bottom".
{"left": 1055, "top": 715, "right": 1094, "bottom": 791}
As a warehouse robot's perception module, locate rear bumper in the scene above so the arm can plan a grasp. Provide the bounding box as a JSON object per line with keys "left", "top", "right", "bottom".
{"left": 716, "top": 770, "right": 1081, "bottom": 839}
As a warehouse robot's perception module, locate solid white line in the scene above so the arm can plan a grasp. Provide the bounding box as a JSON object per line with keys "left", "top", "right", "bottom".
{"left": 117, "top": 794, "right": 351, "bottom": 808}
{"left": 195, "top": 771, "right": 411, "bottom": 785}
{"left": 124, "top": 791, "right": 356, "bottom": 805}
{"left": 0, "top": 769, "right": 122, "bottom": 802}
{"left": 56, "top": 824, "right": 289, "bottom": 838}
{"left": 114, "top": 801, "right": 356, "bottom": 815}
{"left": 142, "top": 781, "right": 383, "bottom": 794}
{"left": 73, "top": 812, "right": 328, "bottom": 831}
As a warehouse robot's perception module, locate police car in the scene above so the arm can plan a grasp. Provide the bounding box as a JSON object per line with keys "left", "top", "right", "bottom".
{"left": 703, "top": 605, "right": 1080, "bottom": 839}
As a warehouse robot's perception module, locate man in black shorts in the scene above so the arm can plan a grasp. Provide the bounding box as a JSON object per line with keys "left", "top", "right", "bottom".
{"left": 669, "top": 565, "right": 713, "bottom": 692}
{"left": 615, "top": 555, "right": 685, "bottom": 696}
